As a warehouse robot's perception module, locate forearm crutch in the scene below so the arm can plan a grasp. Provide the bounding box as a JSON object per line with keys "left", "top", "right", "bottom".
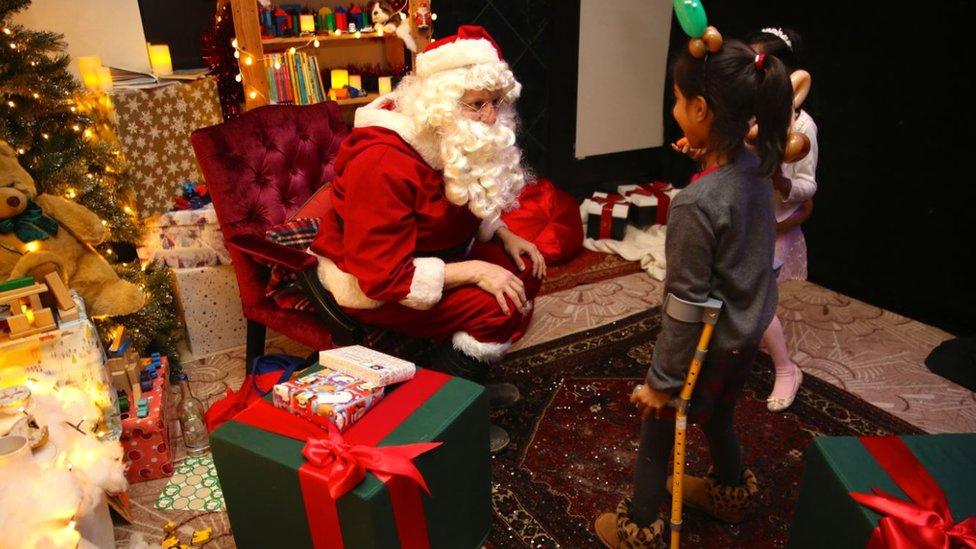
{"left": 663, "top": 293, "right": 723, "bottom": 549}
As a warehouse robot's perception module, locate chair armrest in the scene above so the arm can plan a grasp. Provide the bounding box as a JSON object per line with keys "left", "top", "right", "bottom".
{"left": 227, "top": 233, "right": 318, "bottom": 272}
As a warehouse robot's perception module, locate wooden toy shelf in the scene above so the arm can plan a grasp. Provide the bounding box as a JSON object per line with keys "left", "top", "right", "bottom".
{"left": 228, "top": 0, "right": 431, "bottom": 112}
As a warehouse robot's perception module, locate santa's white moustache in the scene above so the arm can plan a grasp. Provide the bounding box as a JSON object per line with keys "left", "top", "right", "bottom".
{"left": 440, "top": 106, "right": 526, "bottom": 220}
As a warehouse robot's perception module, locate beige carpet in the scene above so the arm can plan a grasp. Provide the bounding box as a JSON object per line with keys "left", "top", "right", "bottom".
{"left": 113, "top": 272, "right": 971, "bottom": 547}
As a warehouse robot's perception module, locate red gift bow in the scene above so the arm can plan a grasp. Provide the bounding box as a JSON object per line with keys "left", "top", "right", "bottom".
{"left": 591, "top": 193, "right": 627, "bottom": 239}
{"left": 624, "top": 182, "right": 672, "bottom": 225}
{"left": 233, "top": 368, "right": 450, "bottom": 549}
{"left": 849, "top": 436, "right": 976, "bottom": 549}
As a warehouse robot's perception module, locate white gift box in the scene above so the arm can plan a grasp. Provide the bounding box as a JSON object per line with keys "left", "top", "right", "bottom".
{"left": 172, "top": 264, "right": 246, "bottom": 357}
{"left": 140, "top": 205, "right": 231, "bottom": 268}
{"left": 582, "top": 192, "right": 629, "bottom": 240}
{"left": 616, "top": 183, "right": 679, "bottom": 226}
{"left": 318, "top": 345, "right": 416, "bottom": 387}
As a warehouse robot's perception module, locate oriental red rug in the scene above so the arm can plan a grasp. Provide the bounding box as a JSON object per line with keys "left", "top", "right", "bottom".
{"left": 538, "top": 250, "right": 643, "bottom": 296}
{"left": 487, "top": 308, "right": 924, "bottom": 548}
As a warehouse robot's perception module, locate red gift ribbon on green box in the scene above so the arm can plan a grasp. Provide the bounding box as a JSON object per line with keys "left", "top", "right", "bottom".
{"left": 233, "top": 368, "right": 449, "bottom": 549}
{"left": 849, "top": 436, "right": 976, "bottom": 548}
{"left": 623, "top": 182, "right": 672, "bottom": 225}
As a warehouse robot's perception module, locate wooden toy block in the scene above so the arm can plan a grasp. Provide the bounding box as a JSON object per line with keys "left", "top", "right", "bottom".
{"left": 28, "top": 294, "right": 42, "bottom": 311}
{"left": 57, "top": 306, "right": 80, "bottom": 323}
{"left": 107, "top": 356, "right": 128, "bottom": 375}
{"left": 0, "top": 276, "right": 35, "bottom": 294}
{"left": 6, "top": 314, "right": 31, "bottom": 334}
{"left": 42, "top": 272, "right": 73, "bottom": 310}
{"left": 32, "top": 308, "right": 56, "bottom": 329}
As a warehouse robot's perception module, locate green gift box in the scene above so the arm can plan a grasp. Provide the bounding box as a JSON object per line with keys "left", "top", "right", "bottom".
{"left": 789, "top": 434, "right": 976, "bottom": 548}
{"left": 211, "top": 367, "right": 490, "bottom": 548}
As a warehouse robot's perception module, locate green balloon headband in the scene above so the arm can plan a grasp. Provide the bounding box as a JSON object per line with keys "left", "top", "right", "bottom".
{"left": 672, "top": 0, "right": 723, "bottom": 58}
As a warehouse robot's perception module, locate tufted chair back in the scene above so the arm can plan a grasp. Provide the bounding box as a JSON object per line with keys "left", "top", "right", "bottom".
{"left": 191, "top": 103, "right": 347, "bottom": 308}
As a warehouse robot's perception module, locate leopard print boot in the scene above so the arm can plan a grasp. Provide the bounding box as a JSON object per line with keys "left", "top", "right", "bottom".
{"left": 667, "top": 467, "right": 759, "bottom": 523}
{"left": 594, "top": 499, "right": 665, "bottom": 549}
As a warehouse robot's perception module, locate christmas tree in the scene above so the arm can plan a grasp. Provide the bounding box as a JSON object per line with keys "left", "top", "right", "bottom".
{"left": 1, "top": 0, "right": 182, "bottom": 376}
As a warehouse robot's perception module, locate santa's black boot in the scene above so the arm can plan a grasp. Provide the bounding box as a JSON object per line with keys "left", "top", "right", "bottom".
{"left": 428, "top": 342, "right": 517, "bottom": 453}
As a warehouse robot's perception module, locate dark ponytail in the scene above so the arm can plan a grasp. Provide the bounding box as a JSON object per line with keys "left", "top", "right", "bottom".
{"left": 672, "top": 39, "right": 793, "bottom": 178}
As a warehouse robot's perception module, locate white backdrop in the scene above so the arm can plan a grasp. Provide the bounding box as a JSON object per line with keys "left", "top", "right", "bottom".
{"left": 12, "top": 0, "right": 152, "bottom": 77}
{"left": 575, "top": 0, "right": 672, "bottom": 158}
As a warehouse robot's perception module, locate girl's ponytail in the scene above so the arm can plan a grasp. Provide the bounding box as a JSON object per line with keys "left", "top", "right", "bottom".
{"left": 752, "top": 53, "right": 793, "bottom": 177}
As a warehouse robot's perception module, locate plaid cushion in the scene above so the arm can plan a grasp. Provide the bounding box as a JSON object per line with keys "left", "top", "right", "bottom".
{"left": 264, "top": 217, "right": 320, "bottom": 303}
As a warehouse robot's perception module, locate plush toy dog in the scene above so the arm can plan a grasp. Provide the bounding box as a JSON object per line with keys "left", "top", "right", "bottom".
{"left": 0, "top": 140, "right": 144, "bottom": 317}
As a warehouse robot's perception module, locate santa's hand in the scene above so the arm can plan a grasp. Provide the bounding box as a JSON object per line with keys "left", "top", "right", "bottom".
{"left": 497, "top": 227, "right": 547, "bottom": 279}
{"left": 473, "top": 260, "right": 527, "bottom": 315}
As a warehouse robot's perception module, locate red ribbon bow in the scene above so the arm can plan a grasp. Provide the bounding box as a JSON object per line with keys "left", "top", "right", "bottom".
{"left": 623, "top": 182, "right": 672, "bottom": 225}
{"left": 298, "top": 412, "right": 438, "bottom": 500}
{"left": 591, "top": 193, "right": 627, "bottom": 239}
{"left": 850, "top": 436, "right": 976, "bottom": 549}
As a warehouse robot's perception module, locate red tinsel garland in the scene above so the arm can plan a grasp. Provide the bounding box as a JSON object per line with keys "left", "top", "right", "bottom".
{"left": 201, "top": 2, "right": 244, "bottom": 120}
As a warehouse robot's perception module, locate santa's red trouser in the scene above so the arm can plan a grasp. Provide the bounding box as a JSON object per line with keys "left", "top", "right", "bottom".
{"left": 343, "top": 242, "right": 541, "bottom": 362}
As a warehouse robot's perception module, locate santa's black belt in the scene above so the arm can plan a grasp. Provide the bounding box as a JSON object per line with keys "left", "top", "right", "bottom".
{"left": 333, "top": 211, "right": 473, "bottom": 262}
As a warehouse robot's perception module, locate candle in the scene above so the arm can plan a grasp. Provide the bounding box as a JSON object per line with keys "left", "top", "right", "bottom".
{"left": 77, "top": 56, "right": 102, "bottom": 91}
{"left": 348, "top": 74, "right": 362, "bottom": 90}
{"left": 378, "top": 76, "right": 393, "bottom": 95}
{"left": 300, "top": 14, "right": 315, "bottom": 34}
{"left": 96, "top": 66, "right": 113, "bottom": 92}
{"left": 147, "top": 44, "right": 173, "bottom": 76}
{"left": 330, "top": 69, "right": 349, "bottom": 89}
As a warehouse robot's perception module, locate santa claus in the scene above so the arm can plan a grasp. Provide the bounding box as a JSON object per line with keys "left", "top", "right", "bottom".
{"left": 308, "top": 26, "right": 544, "bottom": 450}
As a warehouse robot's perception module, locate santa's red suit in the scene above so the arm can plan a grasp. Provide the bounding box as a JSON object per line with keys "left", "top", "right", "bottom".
{"left": 308, "top": 28, "right": 539, "bottom": 363}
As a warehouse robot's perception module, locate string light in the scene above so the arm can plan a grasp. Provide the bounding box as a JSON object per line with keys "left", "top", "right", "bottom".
{"left": 72, "top": 124, "right": 80, "bottom": 132}
{"left": 288, "top": 47, "right": 297, "bottom": 55}
{"left": 354, "top": 31, "right": 362, "bottom": 39}
{"left": 273, "top": 59, "right": 281, "bottom": 70}
{"left": 123, "top": 206, "right": 134, "bottom": 215}
{"left": 66, "top": 188, "right": 76, "bottom": 198}
{"left": 248, "top": 89, "right": 257, "bottom": 100}
{"left": 231, "top": 38, "right": 238, "bottom": 48}
{"left": 235, "top": 73, "right": 242, "bottom": 82}
{"left": 16, "top": 147, "right": 25, "bottom": 155}
{"left": 2, "top": 27, "right": 11, "bottom": 35}
{"left": 6, "top": 100, "right": 15, "bottom": 108}
{"left": 101, "top": 219, "right": 108, "bottom": 226}
{"left": 313, "top": 39, "right": 320, "bottom": 47}
{"left": 233, "top": 50, "right": 240, "bottom": 59}
{"left": 32, "top": 92, "right": 39, "bottom": 99}
{"left": 41, "top": 133, "right": 49, "bottom": 139}
{"left": 244, "top": 55, "right": 253, "bottom": 66}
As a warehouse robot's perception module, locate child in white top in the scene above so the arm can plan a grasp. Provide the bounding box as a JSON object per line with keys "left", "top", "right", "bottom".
{"left": 749, "top": 27, "right": 819, "bottom": 411}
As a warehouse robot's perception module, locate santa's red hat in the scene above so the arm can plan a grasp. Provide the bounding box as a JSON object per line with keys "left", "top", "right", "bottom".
{"left": 415, "top": 25, "right": 505, "bottom": 77}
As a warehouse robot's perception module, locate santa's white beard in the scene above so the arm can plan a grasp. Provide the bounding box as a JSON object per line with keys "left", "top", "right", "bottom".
{"left": 439, "top": 111, "right": 525, "bottom": 220}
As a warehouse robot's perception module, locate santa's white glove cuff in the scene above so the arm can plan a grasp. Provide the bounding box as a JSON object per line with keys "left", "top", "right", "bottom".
{"left": 400, "top": 257, "right": 445, "bottom": 310}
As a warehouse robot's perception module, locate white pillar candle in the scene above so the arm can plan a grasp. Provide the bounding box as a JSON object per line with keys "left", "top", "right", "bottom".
{"left": 77, "top": 56, "right": 102, "bottom": 91}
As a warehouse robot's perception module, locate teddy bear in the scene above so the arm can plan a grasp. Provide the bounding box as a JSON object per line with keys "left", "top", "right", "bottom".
{"left": 0, "top": 140, "right": 144, "bottom": 317}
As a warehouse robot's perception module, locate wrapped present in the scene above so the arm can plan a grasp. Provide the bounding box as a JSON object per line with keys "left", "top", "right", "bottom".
{"left": 120, "top": 357, "right": 174, "bottom": 483}
{"left": 789, "top": 434, "right": 976, "bottom": 548}
{"left": 583, "top": 192, "right": 629, "bottom": 240}
{"left": 140, "top": 204, "right": 230, "bottom": 268}
{"left": 113, "top": 78, "right": 223, "bottom": 217}
{"left": 172, "top": 265, "right": 246, "bottom": 357}
{"left": 318, "top": 346, "right": 416, "bottom": 387}
{"left": 211, "top": 366, "right": 490, "bottom": 548}
{"left": 617, "top": 182, "right": 678, "bottom": 226}
{"left": 272, "top": 368, "right": 384, "bottom": 432}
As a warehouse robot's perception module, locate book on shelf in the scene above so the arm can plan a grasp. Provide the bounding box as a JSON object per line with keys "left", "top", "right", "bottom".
{"left": 266, "top": 50, "right": 326, "bottom": 106}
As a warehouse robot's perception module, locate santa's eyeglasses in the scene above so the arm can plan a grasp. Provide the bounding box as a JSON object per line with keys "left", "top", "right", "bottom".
{"left": 459, "top": 98, "right": 503, "bottom": 115}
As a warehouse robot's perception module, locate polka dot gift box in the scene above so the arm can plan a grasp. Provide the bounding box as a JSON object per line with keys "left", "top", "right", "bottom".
{"left": 120, "top": 357, "right": 174, "bottom": 483}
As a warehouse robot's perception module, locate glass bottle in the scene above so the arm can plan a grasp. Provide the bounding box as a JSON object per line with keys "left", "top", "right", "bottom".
{"left": 177, "top": 373, "right": 209, "bottom": 455}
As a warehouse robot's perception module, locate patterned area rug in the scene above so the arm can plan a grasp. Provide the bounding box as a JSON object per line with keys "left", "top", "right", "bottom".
{"left": 538, "top": 250, "right": 643, "bottom": 296}
{"left": 487, "top": 308, "right": 924, "bottom": 548}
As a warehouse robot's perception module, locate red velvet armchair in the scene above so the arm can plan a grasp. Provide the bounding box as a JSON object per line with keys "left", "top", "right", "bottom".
{"left": 190, "top": 102, "right": 359, "bottom": 365}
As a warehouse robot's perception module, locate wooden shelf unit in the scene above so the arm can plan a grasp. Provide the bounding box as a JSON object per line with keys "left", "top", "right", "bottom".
{"left": 228, "top": 0, "right": 431, "bottom": 112}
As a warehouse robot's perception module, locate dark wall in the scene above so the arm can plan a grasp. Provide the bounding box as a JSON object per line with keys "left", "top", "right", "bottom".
{"left": 444, "top": 1, "right": 976, "bottom": 334}
{"left": 138, "top": 0, "right": 214, "bottom": 69}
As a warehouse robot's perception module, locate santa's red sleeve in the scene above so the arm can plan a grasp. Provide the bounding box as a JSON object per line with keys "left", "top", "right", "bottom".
{"left": 340, "top": 145, "right": 445, "bottom": 310}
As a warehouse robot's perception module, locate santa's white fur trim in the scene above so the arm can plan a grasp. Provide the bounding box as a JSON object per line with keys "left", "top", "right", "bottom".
{"left": 477, "top": 217, "right": 506, "bottom": 242}
{"left": 416, "top": 38, "right": 500, "bottom": 77}
{"left": 314, "top": 252, "right": 384, "bottom": 310}
{"left": 452, "top": 331, "right": 511, "bottom": 363}
{"left": 400, "top": 257, "right": 446, "bottom": 310}
{"left": 355, "top": 95, "right": 443, "bottom": 169}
